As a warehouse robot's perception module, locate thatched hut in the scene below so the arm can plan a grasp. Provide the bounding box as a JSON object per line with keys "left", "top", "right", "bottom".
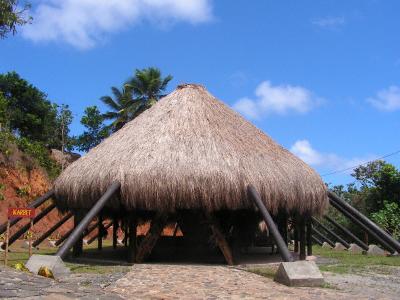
{"left": 54, "top": 84, "right": 328, "bottom": 264}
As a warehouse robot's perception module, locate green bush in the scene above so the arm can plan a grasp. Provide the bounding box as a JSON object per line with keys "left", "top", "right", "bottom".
{"left": 15, "top": 185, "right": 30, "bottom": 198}
{"left": 0, "top": 130, "right": 16, "bottom": 155}
{"left": 16, "top": 137, "right": 61, "bottom": 179}
{"left": 0, "top": 183, "right": 5, "bottom": 201}
{"left": 372, "top": 201, "right": 400, "bottom": 240}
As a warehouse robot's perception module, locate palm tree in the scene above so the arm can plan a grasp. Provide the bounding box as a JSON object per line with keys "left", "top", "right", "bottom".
{"left": 125, "top": 67, "right": 173, "bottom": 116}
{"left": 101, "top": 86, "right": 139, "bottom": 132}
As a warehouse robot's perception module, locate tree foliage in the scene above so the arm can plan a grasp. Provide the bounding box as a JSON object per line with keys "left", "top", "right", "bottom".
{"left": 0, "top": 72, "right": 59, "bottom": 144}
{"left": 0, "top": 0, "right": 31, "bottom": 39}
{"left": 74, "top": 106, "right": 109, "bottom": 152}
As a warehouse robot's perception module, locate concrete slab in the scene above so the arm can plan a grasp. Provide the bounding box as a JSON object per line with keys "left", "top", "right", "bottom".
{"left": 348, "top": 243, "right": 364, "bottom": 254}
{"left": 274, "top": 261, "right": 324, "bottom": 287}
{"left": 334, "top": 242, "right": 347, "bottom": 251}
{"left": 26, "top": 255, "right": 70, "bottom": 278}
{"left": 367, "top": 244, "right": 386, "bottom": 256}
{"left": 322, "top": 242, "right": 332, "bottom": 249}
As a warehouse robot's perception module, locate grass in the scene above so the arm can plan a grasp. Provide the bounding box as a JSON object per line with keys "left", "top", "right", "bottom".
{"left": 1, "top": 240, "right": 131, "bottom": 274}
{"left": 313, "top": 245, "right": 400, "bottom": 274}
{"left": 246, "top": 266, "right": 277, "bottom": 279}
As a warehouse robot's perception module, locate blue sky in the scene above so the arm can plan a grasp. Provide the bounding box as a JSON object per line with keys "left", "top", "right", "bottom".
{"left": 1, "top": 0, "right": 399, "bottom": 186}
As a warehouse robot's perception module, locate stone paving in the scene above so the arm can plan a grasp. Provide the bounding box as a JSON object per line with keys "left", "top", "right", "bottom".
{"left": 107, "top": 264, "right": 353, "bottom": 300}
{"left": 0, "top": 266, "right": 124, "bottom": 299}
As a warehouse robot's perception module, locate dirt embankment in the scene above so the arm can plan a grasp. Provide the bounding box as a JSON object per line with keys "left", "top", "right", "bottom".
{"left": 0, "top": 166, "right": 73, "bottom": 239}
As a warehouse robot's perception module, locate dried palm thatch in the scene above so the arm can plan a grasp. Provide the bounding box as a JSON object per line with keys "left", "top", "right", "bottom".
{"left": 54, "top": 84, "right": 328, "bottom": 215}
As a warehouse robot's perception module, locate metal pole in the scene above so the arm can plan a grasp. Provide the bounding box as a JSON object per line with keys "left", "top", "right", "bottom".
{"left": 248, "top": 185, "right": 293, "bottom": 262}
{"left": 1, "top": 203, "right": 56, "bottom": 249}
{"left": 329, "top": 191, "right": 400, "bottom": 253}
{"left": 324, "top": 215, "right": 368, "bottom": 251}
{"left": 56, "top": 182, "right": 120, "bottom": 259}
{"left": 0, "top": 190, "right": 54, "bottom": 235}
{"left": 33, "top": 212, "right": 73, "bottom": 247}
{"left": 312, "top": 227, "right": 335, "bottom": 247}
{"left": 312, "top": 217, "right": 350, "bottom": 248}
{"left": 329, "top": 199, "right": 396, "bottom": 253}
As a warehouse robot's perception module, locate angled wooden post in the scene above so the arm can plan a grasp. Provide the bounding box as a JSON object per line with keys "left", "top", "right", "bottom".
{"left": 73, "top": 210, "right": 84, "bottom": 257}
{"left": 136, "top": 214, "right": 167, "bottom": 263}
{"left": 33, "top": 212, "right": 73, "bottom": 247}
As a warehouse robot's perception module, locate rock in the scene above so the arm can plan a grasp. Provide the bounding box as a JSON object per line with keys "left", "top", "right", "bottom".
{"left": 117, "top": 239, "right": 124, "bottom": 246}
{"left": 367, "top": 244, "right": 386, "bottom": 256}
{"left": 348, "top": 243, "right": 364, "bottom": 254}
{"left": 83, "top": 239, "right": 88, "bottom": 245}
{"left": 306, "top": 255, "right": 317, "bottom": 261}
{"left": 334, "top": 242, "right": 347, "bottom": 251}
{"left": 274, "top": 261, "right": 324, "bottom": 287}
{"left": 48, "top": 240, "right": 57, "bottom": 247}
{"left": 20, "top": 241, "right": 30, "bottom": 249}
{"left": 322, "top": 242, "right": 332, "bottom": 249}
{"left": 26, "top": 255, "right": 70, "bottom": 278}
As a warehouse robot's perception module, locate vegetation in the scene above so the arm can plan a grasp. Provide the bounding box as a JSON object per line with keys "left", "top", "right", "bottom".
{"left": 74, "top": 106, "right": 109, "bottom": 152}
{"left": 0, "top": 0, "right": 31, "bottom": 39}
{"left": 101, "top": 67, "right": 172, "bottom": 133}
{"left": 327, "top": 160, "right": 400, "bottom": 242}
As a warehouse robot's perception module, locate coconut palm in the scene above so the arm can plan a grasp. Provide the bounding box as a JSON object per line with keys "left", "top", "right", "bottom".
{"left": 101, "top": 86, "right": 139, "bottom": 132}
{"left": 125, "top": 67, "right": 173, "bottom": 116}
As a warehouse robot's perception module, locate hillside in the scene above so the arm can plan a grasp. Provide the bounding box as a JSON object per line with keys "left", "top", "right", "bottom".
{"left": 0, "top": 136, "right": 74, "bottom": 241}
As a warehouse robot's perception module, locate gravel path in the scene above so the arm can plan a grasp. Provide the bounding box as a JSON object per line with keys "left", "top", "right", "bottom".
{"left": 107, "top": 264, "right": 351, "bottom": 300}
{"left": 0, "top": 266, "right": 124, "bottom": 299}
{"left": 2, "top": 264, "right": 400, "bottom": 299}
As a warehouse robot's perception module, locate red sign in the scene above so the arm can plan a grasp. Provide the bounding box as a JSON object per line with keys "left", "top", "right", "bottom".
{"left": 8, "top": 208, "right": 35, "bottom": 218}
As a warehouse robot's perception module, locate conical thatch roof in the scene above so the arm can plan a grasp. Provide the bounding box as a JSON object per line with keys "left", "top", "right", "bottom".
{"left": 54, "top": 84, "right": 327, "bottom": 215}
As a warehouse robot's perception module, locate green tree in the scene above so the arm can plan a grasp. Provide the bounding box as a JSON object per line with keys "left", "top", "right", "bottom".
{"left": 75, "top": 106, "right": 109, "bottom": 152}
{"left": 101, "top": 86, "right": 138, "bottom": 132}
{"left": 0, "top": 0, "right": 32, "bottom": 38}
{"left": 352, "top": 160, "right": 400, "bottom": 213}
{"left": 0, "top": 72, "right": 58, "bottom": 144}
{"left": 54, "top": 104, "right": 74, "bottom": 154}
{"left": 125, "top": 67, "right": 172, "bottom": 116}
{"left": 0, "top": 91, "right": 8, "bottom": 130}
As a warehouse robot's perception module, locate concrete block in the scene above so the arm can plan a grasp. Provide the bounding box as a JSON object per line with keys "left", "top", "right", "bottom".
{"left": 20, "top": 241, "right": 30, "bottom": 249}
{"left": 83, "top": 239, "right": 88, "bottom": 245}
{"left": 26, "top": 255, "right": 70, "bottom": 278}
{"left": 367, "top": 244, "right": 386, "bottom": 256}
{"left": 274, "top": 261, "right": 324, "bottom": 287}
{"left": 348, "top": 243, "right": 364, "bottom": 254}
{"left": 322, "top": 242, "right": 332, "bottom": 249}
{"left": 117, "top": 239, "right": 124, "bottom": 246}
{"left": 334, "top": 242, "right": 347, "bottom": 251}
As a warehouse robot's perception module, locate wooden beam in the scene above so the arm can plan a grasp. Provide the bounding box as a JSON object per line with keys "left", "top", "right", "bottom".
{"left": 98, "top": 214, "right": 103, "bottom": 251}
{"left": 299, "top": 218, "right": 306, "bottom": 260}
{"left": 136, "top": 214, "right": 167, "bottom": 263}
{"left": 205, "top": 212, "right": 234, "bottom": 265}
{"left": 113, "top": 217, "right": 118, "bottom": 249}
{"left": 127, "top": 215, "right": 137, "bottom": 263}
{"left": 72, "top": 211, "right": 84, "bottom": 257}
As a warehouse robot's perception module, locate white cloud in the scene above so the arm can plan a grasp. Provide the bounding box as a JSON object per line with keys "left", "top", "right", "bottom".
{"left": 23, "top": 0, "right": 213, "bottom": 49}
{"left": 290, "top": 139, "right": 375, "bottom": 173}
{"left": 233, "top": 81, "right": 321, "bottom": 119}
{"left": 367, "top": 85, "right": 400, "bottom": 111}
{"left": 311, "top": 16, "right": 345, "bottom": 29}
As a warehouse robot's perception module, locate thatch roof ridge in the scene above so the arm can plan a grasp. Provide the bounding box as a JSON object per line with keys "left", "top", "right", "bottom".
{"left": 54, "top": 84, "right": 328, "bottom": 215}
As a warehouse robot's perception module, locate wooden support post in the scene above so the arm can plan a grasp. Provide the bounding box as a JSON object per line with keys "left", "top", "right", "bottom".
{"left": 87, "top": 222, "right": 113, "bottom": 245}
{"left": 293, "top": 222, "right": 299, "bottom": 253}
{"left": 312, "top": 235, "right": 323, "bottom": 246}
{"left": 98, "top": 214, "right": 103, "bottom": 251}
{"left": 33, "top": 212, "right": 73, "bottom": 248}
{"left": 29, "top": 218, "right": 34, "bottom": 257}
{"left": 113, "top": 217, "right": 118, "bottom": 249}
{"left": 206, "top": 213, "right": 234, "bottom": 265}
{"left": 306, "top": 217, "right": 312, "bottom": 256}
{"left": 277, "top": 212, "right": 288, "bottom": 246}
{"left": 299, "top": 218, "right": 306, "bottom": 260}
{"left": 72, "top": 211, "right": 84, "bottom": 257}
{"left": 127, "top": 215, "right": 137, "bottom": 263}
{"left": 4, "top": 220, "right": 10, "bottom": 266}
{"left": 136, "top": 214, "right": 167, "bottom": 263}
